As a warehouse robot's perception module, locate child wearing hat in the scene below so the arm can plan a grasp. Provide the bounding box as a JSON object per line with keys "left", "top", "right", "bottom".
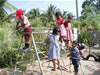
{"left": 16, "top": 9, "right": 32, "bottom": 50}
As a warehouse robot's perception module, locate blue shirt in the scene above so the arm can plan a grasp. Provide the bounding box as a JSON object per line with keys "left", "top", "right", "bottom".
{"left": 72, "top": 47, "right": 80, "bottom": 60}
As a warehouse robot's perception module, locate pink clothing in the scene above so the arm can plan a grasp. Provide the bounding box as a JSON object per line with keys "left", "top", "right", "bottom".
{"left": 18, "top": 15, "right": 32, "bottom": 39}
{"left": 57, "top": 17, "right": 66, "bottom": 37}
{"left": 64, "top": 21, "right": 73, "bottom": 41}
{"left": 18, "top": 15, "right": 31, "bottom": 29}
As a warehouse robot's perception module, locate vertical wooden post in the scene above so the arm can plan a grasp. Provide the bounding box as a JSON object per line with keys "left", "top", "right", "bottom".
{"left": 31, "top": 33, "right": 44, "bottom": 75}
{"left": 76, "top": 0, "right": 79, "bottom": 20}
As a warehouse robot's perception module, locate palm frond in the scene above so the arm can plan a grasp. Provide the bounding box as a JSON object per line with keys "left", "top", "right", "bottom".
{"left": 4, "top": 1, "right": 17, "bottom": 11}
{"left": 0, "top": 7, "right": 8, "bottom": 18}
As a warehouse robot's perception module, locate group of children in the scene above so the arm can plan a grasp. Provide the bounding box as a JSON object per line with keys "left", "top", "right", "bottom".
{"left": 15, "top": 9, "right": 86, "bottom": 75}
{"left": 47, "top": 11, "right": 86, "bottom": 75}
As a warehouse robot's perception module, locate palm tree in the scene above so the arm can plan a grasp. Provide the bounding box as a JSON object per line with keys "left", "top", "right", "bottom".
{"left": 40, "top": 4, "right": 57, "bottom": 27}
{"left": 46, "top": 4, "right": 56, "bottom": 22}
{"left": 26, "top": 8, "right": 40, "bottom": 19}
{"left": 0, "top": 0, "right": 16, "bottom": 22}
{"left": 62, "top": 11, "right": 68, "bottom": 20}
{"left": 81, "top": 0, "right": 100, "bottom": 15}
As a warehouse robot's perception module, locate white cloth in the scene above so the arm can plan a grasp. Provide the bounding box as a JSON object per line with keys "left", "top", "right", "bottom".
{"left": 73, "top": 28, "right": 78, "bottom": 41}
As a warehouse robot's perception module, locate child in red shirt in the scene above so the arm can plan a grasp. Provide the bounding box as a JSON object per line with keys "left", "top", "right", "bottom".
{"left": 55, "top": 11, "right": 66, "bottom": 43}
{"left": 64, "top": 16, "right": 73, "bottom": 47}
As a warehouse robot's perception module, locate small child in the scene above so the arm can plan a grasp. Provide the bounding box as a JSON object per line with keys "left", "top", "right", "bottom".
{"left": 68, "top": 41, "right": 80, "bottom": 75}
{"left": 78, "top": 43, "right": 86, "bottom": 59}
{"left": 55, "top": 11, "right": 66, "bottom": 43}
{"left": 46, "top": 27, "right": 60, "bottom": 71}
{"left": 64, "top": 16, "right": 73, "bottom": 47}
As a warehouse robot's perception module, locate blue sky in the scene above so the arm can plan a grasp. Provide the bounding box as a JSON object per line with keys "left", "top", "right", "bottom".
{"left": 8, "top": 0, "right": 85, "bottom": 17}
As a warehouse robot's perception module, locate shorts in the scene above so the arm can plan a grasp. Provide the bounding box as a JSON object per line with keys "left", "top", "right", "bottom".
{"left": 24, "top": 26, "right": 32, "bottom": 39}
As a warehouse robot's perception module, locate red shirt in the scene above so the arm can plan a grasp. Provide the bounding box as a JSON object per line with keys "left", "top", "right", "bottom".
{"left": 57, "top": 17, "right": 64, "bottom": 24}
{"left": 64, "top": 20, "right": 71, "bottom": 28}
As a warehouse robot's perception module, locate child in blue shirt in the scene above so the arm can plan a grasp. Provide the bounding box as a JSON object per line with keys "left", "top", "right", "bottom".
{"left": 68, "top": 41, "right": 80, "bottom": 75}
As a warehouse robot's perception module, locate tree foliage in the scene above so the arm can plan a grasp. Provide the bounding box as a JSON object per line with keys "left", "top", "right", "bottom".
{"left": 80, "top": 0, "right": 100, "bottom": 31}
{"left": 0, "top": 0, "right": 16, "bottom": 23}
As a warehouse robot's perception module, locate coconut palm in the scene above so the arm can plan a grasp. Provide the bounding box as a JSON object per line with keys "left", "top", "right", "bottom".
{"left": 62, "top": 11, "right": 68, "bottom": 20}
{"left": 0, "top": 0, "right": 16, "bottom": 22}
{"left": 40, "top": 4, "right": 57, "bottom": 27}
{"left": 81, "top": 0, "right": 100, "bottom": 15}
{"left": 46, "top": 4, "right": 56, "bottom": 22}
{"left": 26, "top": 8, "right": 40, "bottom": 19}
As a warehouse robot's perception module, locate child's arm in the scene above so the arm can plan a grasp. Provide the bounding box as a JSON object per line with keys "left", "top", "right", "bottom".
{"left": 67, "top": 46, "right": 72, "bottom": 57}
{"left": 67, "top": 52, "right": 72, "bottom": 57}
{"left": 45, "top": 38, "right": 50, "bottom": 44}
{"left": 16, "top": 21, "right": 22, "bottom": 30}
{"left": 16, "top": 21, "right": 19, "bottom": 30}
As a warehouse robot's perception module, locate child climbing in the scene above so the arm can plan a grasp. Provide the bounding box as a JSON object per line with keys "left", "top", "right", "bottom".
{"left": 16, "top": 9, "right": 32, "bottom": 50}
{"left": 67, "top": 41, "right": 80, "bottom": 75}
{"left": 46, "top": 27, "right": 61, "bottom": 71}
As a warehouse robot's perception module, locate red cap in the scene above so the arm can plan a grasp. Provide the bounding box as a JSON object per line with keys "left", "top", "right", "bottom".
{"left": 16, "top": 9, "right": 23, "bottom": 18}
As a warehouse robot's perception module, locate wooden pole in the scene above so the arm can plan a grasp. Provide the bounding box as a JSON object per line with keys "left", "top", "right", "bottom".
{"left": 31, "top": 33, "right": 44, "bottom": 75}
{"left": 76, "top": 0, "right": 79, "bottom": 20}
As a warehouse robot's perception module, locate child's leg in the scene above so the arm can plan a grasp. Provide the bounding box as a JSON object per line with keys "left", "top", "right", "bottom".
{"left": 72, "top": 59, "right": 80, "bottom": 75}
{"left": 66, "top": 40, "right": 70, "bottom": 47}
{"left": 23, "top": 27, "right": 32, "bottom": 49}
{"left": 25, "top": 35, "right": 30, "bottom": 43}
{"left": 52, "top": 59, "right": 56, "bottom": 70}
{"left": 24, "top": 32, "right": 31, "bottom": 49}
{"left": 57, "top": 59, "right": 60, "bottom": 69}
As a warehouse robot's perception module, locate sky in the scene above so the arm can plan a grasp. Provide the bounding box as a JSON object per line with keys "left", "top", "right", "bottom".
{"left": 8, "top": 0, "right": 85, "bottom": 17}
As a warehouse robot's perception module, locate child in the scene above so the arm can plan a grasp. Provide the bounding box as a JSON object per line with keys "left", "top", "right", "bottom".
{"left": 78, "top": 43, "right": 86, "bottom": 59}
{"left": 64, "top": 16, "right": 73, "bottom": 47}
{"left": 55, "top": 11, "right": 66, "bottom": 43}
{"left": 47, "top": 27, "right": 60, "bottom": 71}
{"left": 68, "top": 41, "right": 80, "bottom": 75}
{"left": 16, "top": 9, "right": 32, "bottom": 50}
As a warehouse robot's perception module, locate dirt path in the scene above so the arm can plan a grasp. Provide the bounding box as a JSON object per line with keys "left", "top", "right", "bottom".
{"left": 0, "top": 56, "right": 100, "bottom": 75}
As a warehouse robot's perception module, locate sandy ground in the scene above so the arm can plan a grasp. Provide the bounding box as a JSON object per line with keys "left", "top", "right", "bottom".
{"left": 0, "top": 48, "right": 100, "bottom": 75}
{"left": 0, "top": 55, "right": 100, "bottom": 75}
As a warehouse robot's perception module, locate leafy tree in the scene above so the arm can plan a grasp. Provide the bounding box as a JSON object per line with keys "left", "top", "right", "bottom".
{"left": 26, "top": 8, "right": 40, "bottom": 19}
{"left": 62, "top": 11, "right": 68, "bottom": 20}
{"left": 81, "top": 0, "right": 100, "bottom": 15}
{"left": 40, "top": 4, "right": 57, "bottom": 27}
{"left": 80, "top": 0, "right": 100, "bottom": 31}
{"left": 0, "top": 0, "right": 16, "bottom": 23}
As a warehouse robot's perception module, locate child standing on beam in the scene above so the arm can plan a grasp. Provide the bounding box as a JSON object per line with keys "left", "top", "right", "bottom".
{"left": 55, "top": 11, "right": 66, "bottom": 43}
{"left": 64, "top": 16, "right": 73, "bottom": 47}
{"left": 16, "top": 9, "right": 32, "bottom": 50}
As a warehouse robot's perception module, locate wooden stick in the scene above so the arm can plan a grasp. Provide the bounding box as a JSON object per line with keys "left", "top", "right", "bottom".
{"left": 31, "top": 33, "right": 44, "bottom": 75}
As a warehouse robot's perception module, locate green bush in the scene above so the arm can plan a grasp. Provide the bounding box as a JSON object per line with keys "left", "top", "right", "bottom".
{"left": 30, "top": 18, "right": 44, "bottom": 28}
{"left": 79, "top": 30, "right": 88, "bottom": 45}
{"left": 0, "top": 23, "right": 34, "bottom": 70}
